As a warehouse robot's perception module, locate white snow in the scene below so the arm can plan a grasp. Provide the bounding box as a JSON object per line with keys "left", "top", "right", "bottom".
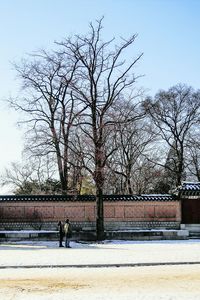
{"left": 0, "top": 230, "right": 57, "bottom": 234}
{"left": 1, "top": 239, "right": 200, "bottom": 267}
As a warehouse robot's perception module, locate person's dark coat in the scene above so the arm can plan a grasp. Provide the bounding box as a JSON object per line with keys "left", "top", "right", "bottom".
{"left": 57, "top": 221, "right": 64, "bottom": 247}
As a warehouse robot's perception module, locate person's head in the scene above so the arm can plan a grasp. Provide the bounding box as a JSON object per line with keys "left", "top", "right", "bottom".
{"left": 66, "top": 219, "right": 69, "bottom": 223}
{"left": 58, "top": 221, "right": 61, "bottom": 225}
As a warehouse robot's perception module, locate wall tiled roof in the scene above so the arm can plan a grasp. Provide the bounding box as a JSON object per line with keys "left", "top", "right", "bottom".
{"left": 103, "top": 194, "right": 176, "bottom": 201}
{"left": 0, "top": 194, "right": 177, "bottom": 202}
{"left": 179, "top": 182, "right": 200, "bottom": 191}
{"left": 177, "top": 182, "right": 200, "bottom": 196}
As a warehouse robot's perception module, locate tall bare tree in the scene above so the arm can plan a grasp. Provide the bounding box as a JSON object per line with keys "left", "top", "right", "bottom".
{"left": 10, "top": 18, "right": 143, "bottom": 239}
{"left": 57, "top": 18, "right": 143, "bottom": 239}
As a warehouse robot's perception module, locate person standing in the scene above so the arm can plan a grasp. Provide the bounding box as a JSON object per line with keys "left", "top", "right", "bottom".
{"left": 64, "top": 219, "right": 72, "bottom": 248}
{"left": 57, "top": 221, "right": 64, "bottom": 247}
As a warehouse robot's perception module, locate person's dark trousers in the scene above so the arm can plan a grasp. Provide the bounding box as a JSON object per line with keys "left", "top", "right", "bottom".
{"left": 59, "top": 233, "right": 64, "bottom": 247}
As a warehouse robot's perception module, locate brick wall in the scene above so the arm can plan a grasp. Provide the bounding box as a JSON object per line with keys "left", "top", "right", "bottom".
{"left": 0, "top": 200, "right": 181, "bottom": 224}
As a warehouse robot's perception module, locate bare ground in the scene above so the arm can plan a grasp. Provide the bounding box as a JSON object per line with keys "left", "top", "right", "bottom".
{"left": 0, "top": 265, "right": 200, "bottom": 300}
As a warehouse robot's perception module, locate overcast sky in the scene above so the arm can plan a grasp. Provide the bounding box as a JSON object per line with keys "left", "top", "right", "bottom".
{"left": 0, "top": 0, "right": 200, "bottom": 192}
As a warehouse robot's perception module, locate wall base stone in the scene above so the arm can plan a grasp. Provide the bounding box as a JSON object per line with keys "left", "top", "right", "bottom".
{"left": 0, "top": 220, "right": 181, "bottom": 232}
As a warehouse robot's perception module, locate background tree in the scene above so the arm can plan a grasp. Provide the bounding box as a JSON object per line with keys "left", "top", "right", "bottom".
{"left": 144, "top": 84, "right": 200, "bottom": 189}
{"left": 107, "top": 114, "right": 155, "bottom": 194}
{"left": 0, "top": 155, "right": 59, "bottom": 194}
{"left": 186, "top": 132, "right": 200, "bottom": 181}
{"left": 0, "top": 161, "right": 35, "bottom": 194}
{"left": 11, "top": 50, "right": 83, "bottom": 194}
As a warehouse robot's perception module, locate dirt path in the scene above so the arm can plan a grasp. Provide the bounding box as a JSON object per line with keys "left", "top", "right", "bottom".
{"left": 0, "top": 265, "right": 200, "bottom": 300}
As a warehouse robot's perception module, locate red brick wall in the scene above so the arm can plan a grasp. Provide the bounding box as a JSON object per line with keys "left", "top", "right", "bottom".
{"left": 0, "top": 201, "right": 181, "bottom": 222}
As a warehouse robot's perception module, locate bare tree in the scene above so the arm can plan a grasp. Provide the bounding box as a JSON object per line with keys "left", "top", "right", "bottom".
{"left": 11, "top": 50, "right": 84, "bottom": 193}
{"left": 57, "top": 18, "right": 143, "bottom": 239}
{"left": 186, "top": 133, "right": 200, "bottom": 181}
{"left": 107, "top": 115, "right": 155, "bottom": 194}
{"left": 144, "top": 84, "right": 200, "bottom": 188}
{"left": 0, "top": 161, "right": 34, "bottom": 193}
{"left": 10, "top": 18, "right": 143, "bottom": 239}
{"left": 0, "top": 155, "right": 57, "bottom": 194}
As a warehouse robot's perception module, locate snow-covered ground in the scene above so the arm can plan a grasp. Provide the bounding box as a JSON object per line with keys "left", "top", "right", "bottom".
{"left": 1, "top": 239, "right": 200, "bottom": 267}
{"left": 0, "top": 240, "right": 200, "bottom": 299}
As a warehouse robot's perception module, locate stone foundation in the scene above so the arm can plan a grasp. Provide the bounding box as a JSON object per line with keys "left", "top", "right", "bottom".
{"left": 0, "top": 220, "right": 181, "bottom": 232}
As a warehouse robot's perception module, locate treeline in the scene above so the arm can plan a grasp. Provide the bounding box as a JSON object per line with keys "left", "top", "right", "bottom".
{"left": 2, "top": 19, "right": 200, "bottom": 196}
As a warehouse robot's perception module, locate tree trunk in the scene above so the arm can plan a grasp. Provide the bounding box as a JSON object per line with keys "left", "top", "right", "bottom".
{"left": 56, "top": 150, "right": 68, "bottom": 194}
{"left": 96, "top": 185, "right": 104, "bottom": 240}
{"left": 95, "top": 146, "right": 105, "bottom": 240}
{"left": 127, "top": 177, "right": 133, "bottom": 194}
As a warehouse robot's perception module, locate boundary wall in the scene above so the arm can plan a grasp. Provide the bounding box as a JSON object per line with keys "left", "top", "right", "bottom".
{"left": 0, "top": 194, "right": 181, "bottom": 231}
